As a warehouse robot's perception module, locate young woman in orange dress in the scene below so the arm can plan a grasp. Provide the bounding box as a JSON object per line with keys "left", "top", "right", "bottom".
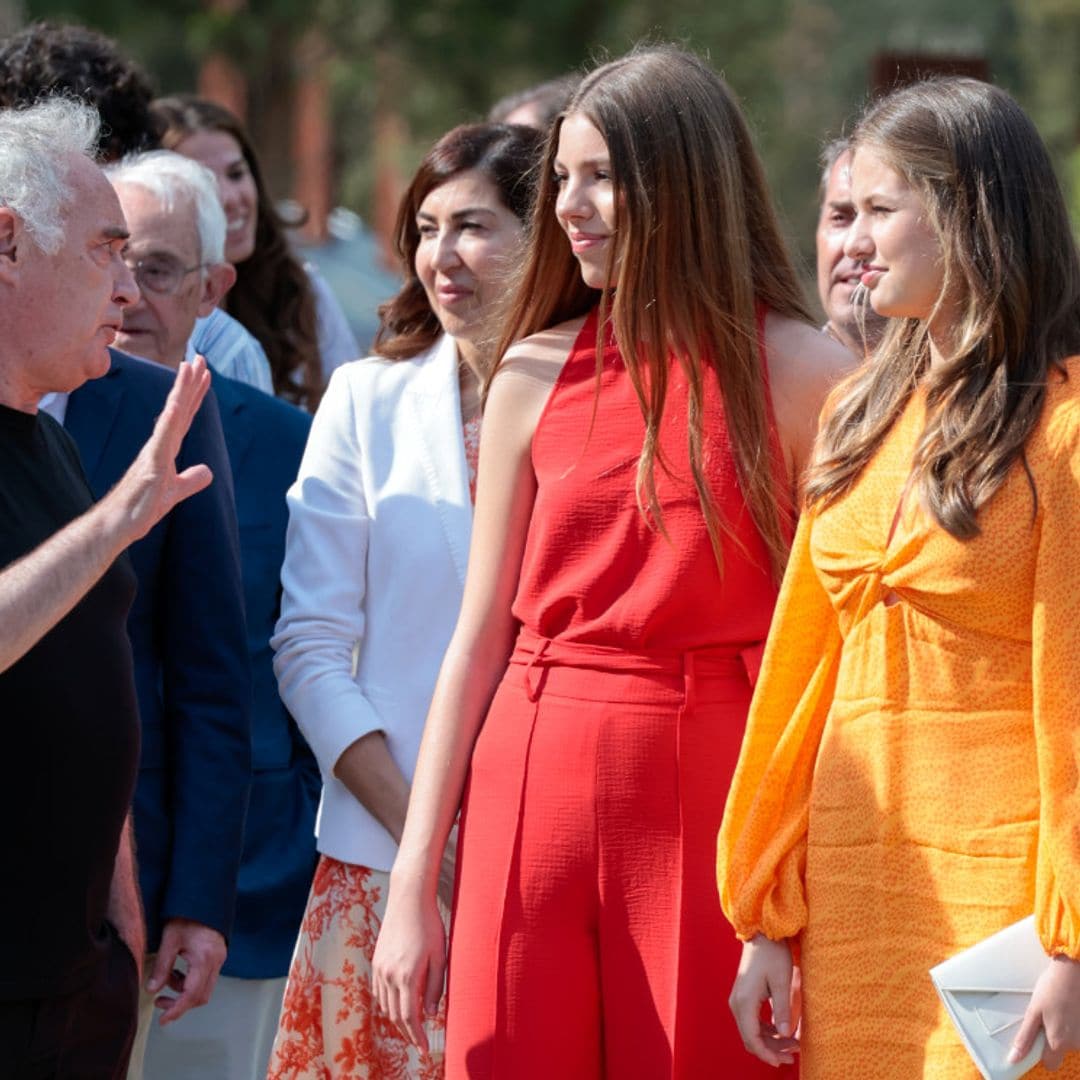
{"left": 719, "top": 78, "right": 1080, "bottom": 1078}
{"left": 372, "top": 46, "right": 852, "bottom": 1078}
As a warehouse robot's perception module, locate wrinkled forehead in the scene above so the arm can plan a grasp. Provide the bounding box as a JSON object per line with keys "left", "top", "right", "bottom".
{"left": 824, "top": 150, "right": 854, "bottom": 204}
{"left": 61, "top": 152, "right": 128, "bottom": 237}
{"left": 112, "top": 180, "right": 199, "bottom": 253}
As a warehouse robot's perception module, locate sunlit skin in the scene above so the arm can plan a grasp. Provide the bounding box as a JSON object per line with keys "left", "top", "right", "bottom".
{"left": 554, "top": 112, "right": 617, "bottom": 289}
{"left": 414, "top": 168, "right": 524, "bottom": 381}
{"left": 815, "top": 150, "right": 887, "bottom": 356}
{"left": 0, "top": 153, "right": 138, "bottom": 411}
{"left": 112, "top": 183, "right": 213, "bottom": 369}
{"left": 845, "top": 149, "right": 952, "bottom": 362}
{"left": 172, "top": 129, "right": 258, "bottom": 265}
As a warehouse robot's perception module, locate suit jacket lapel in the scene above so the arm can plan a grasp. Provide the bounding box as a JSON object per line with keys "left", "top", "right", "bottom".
{"left": 406, "top": 335, "right": 472, "bottom": 586}
{"left": 64, "top": 359, "right": 127, "bottom": 486}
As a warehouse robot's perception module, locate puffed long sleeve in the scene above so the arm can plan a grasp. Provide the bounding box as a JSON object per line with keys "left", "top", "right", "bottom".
{"left": 717, "top": 507, "right": 842, "bottom": 942}
{"left": 272, "top": 366, "right": 383, "bottom": 774}
{"left": 1031, "top": 385, "right": 1080, "bottom": 958}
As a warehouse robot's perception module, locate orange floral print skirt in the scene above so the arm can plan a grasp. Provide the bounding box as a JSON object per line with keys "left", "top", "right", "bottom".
{"left": 268, "top": 856, "right": 447, "bottom": 1079}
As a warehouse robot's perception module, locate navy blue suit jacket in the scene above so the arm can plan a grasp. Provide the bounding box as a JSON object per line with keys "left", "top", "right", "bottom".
{"left": 65, "top": 349, "right": 252, "bottom": 952}
{"left": 211, "top": 371, "right": 320, "bottom": 978}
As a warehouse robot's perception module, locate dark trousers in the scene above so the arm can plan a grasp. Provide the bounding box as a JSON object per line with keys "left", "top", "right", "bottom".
{"left": 0, "top": 924, "right": 139, "bottom": 1079}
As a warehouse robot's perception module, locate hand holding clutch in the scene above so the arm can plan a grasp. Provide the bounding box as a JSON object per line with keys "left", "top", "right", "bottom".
{"left": 1008, "top": 953, "right": 1080, "bottom": 1072}
{"left": 930, "top": 916, "right": 1047, "bottom": 1080}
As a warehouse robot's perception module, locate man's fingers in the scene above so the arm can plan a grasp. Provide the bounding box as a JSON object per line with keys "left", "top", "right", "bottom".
{"left": 156, "top": 965, "right": 213, "bottom": 1025}
{"left": 145, "top": 948, "right": 176, "bottom": 993}
{"left": 172, "top": 464, "right": 214, "bottom": 503}
{"left": 153, "top": 358, "right": 210, "bottom": 458}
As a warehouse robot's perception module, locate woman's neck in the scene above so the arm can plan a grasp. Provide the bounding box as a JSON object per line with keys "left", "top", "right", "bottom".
{"left": 926, "top": 297, "right": 961, "bottom": 372}
{"left": 455, "top": 338, "right": 489, "bottom": 423}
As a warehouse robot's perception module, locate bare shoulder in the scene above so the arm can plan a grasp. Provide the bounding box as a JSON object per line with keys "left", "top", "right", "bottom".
{"left": 764, "top": 313, "right": 858, "bottom": 412}
{"left": 763, "top": 313, "right": 860, "bottom": 484}
{"left": 484, "top": 315, "right": 586, "bottom": 437}
{"left": 497, "top": 315, "right": 586, "bottom": 386}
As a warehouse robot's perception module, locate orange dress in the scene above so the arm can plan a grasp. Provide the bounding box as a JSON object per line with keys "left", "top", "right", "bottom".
{"left": 718, "top": 361, "right": 1080, "bottom": 1078}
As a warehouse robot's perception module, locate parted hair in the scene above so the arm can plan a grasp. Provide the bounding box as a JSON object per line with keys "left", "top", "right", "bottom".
{"left": 152, "top": 95, "right": 323, "bottom": 410}
{"left": 493, "top": 44, "right": 814, "bottom": 580}
{"left": 805, "top": 78, "right": 1080, "bottom": 537}
{"left": 373, "top": 122, "right": 545, "bottom": 362}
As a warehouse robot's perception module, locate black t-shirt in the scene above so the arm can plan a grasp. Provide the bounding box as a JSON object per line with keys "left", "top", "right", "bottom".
{"left": 0, "top": 402, "right": 140, "bottom": 1000}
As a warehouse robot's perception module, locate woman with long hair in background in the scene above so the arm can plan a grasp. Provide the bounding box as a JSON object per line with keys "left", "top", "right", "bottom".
{"left": 152, "top": 95, "right": 359, "bottom": 410}
{"left": 373, "top": 45, "right": 851, "bottom": 1078}
{"left": 719, "top": 77, "right": 1080, "bottom": 1077}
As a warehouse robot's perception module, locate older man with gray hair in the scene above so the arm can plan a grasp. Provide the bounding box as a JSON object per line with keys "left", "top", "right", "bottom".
{"left": 0, "top": 98, "right": 220, "bottom": 1078}
{"left": 102, "top": 148, "right": 318, "bottom": 1080}
{"left": 107, "top": 151, "right": 238, "bottom": 372}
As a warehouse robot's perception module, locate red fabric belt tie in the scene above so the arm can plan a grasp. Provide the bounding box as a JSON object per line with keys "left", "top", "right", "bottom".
{"left": 512, "top": 626, "right": 763, "bottom": 703}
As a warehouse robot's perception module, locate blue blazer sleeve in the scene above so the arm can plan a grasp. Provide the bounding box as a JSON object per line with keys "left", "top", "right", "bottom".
{"left": 211, "top": 372, "right": 320, "bottom": 977}
{"left": 66, "top": 351, "right": 253, "bottom": 950}
{"left": 156, "top": 382, "right": 252, "bottom": 944}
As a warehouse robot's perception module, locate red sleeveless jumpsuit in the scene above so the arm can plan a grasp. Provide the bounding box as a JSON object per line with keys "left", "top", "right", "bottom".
{"left": 445, "top": 308, "right": 793, "bottom": 1078}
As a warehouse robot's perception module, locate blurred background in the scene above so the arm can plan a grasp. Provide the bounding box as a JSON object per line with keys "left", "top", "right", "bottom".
{"left": 4, "top": 0, "right": 1077, "bottom": 338}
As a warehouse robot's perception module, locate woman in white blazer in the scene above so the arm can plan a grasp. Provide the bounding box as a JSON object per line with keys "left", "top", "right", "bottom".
{"left": 267, "top": 122, "right": 545, "bottom": 1078}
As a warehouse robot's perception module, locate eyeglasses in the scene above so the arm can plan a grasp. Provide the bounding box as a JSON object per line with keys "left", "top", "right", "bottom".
{"left": 125, "top": 255, "right": 208, "bottom": 296}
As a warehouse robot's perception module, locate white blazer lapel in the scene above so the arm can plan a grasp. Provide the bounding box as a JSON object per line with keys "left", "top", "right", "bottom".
{"left": 406, "top": 335, "right": 472, "bottom": 585}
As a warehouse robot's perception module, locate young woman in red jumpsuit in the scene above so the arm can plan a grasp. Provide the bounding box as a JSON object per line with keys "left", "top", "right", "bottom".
{"left": 373, "top": 45, "right": 853, "bottom": 1077}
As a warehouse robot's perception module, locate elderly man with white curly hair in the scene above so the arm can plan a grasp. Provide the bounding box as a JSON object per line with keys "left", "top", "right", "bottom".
{"left": 0, "top": 98, "right": 223, "bottom": 1078}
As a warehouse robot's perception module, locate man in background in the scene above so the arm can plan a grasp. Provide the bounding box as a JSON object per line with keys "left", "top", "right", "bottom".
{"left": 816, "top": 137, "right": 888, "bottom": 357}
{"left": 108, "top": 148, "right": 318, "bottom": 1080}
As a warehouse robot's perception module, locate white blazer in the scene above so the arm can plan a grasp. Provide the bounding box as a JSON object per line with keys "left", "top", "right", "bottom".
{"left": 272, "top": 334, "right": 471, "bottom": 869}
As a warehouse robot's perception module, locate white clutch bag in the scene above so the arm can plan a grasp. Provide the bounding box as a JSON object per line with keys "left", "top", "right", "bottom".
{"left": 930, "top": 916, "right": 1049, "bottom": 1080}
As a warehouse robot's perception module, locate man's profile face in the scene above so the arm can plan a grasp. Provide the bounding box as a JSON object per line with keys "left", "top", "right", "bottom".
{"left": 16, "top": 153, "right": 136, "bottom": 398}
{"left": 111, "top": 182, "right": 208, "bottom": 369}
{"left": 814, "top": 150, "right": 889, "bottom": 356}
{"left": 816, "top": 152, "right": 861, "bottom": 333}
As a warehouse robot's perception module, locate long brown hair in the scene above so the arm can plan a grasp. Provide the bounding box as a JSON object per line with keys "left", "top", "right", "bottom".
{"left": 374, "top": 122, "right": 544, "bottom": 361}
{"left": 494, "top": 44, "right": 814, "bottom": 580}
{"left": 151, "top": 95, "right": 323, "bottom": 410}
{"left": 806, "top": 78, "right": 1080, "bottom": 537}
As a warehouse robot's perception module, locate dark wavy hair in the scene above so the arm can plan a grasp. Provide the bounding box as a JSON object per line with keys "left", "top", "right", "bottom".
{"left": 152, "top": 95, "right": 323, "bottom": 410}
{"left": 0, "top": 21, "right": 159, "bottom": 161}
{"left": 374, "top": 122, "right": 545, "bottom": 361}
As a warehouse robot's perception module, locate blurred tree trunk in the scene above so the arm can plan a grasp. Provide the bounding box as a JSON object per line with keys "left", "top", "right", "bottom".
{"left": 197, "top": 0, "right": 247, "bottom": 117}
{"left": 292, "top": 26, "right": 332, "bottom": 244}
{"left": 371, "top": 41, "right": 409, "bottom": 268}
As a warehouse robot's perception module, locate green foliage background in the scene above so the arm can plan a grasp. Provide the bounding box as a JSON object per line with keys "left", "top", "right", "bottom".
{"left": 16, "top": 0, "right": 1080, "bottom": 277}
